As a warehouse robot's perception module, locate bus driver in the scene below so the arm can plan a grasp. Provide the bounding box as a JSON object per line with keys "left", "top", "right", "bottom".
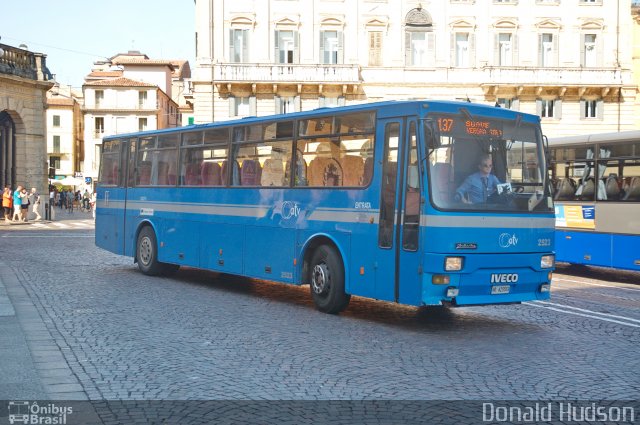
{"left": 455, "top": 154, "right": 501, "bottom": 204}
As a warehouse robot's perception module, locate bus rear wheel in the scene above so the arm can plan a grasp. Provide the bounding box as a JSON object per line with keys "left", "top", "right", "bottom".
{"left": 309, "top": 245, "right": 350, "bottom": 314}
{"left": 136, "top": 226, "right": 180, "bottom": 276}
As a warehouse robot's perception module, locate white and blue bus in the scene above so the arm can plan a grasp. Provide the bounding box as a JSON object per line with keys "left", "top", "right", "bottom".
{"left": 95, "top": 100, "right": 555, "bottom": 314}
{"left": 549, "top": 130, "right": 640, "bottom": 272}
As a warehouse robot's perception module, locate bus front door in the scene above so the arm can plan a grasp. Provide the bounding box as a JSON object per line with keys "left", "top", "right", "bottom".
{"left": 95, "top": 139, "right": 129, "bottom": 255}
{"left": 375, "top": 119, "right": 423, "bottom": 305}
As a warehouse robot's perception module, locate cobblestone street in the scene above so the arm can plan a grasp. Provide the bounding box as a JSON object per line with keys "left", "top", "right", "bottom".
{"left": 1, "top": 222, "right": 639, "bottom": 423}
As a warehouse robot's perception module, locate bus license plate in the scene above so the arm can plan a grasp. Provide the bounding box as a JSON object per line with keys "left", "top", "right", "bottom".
{"left": 491, "top": 285, "right": 510, "bottom": 295}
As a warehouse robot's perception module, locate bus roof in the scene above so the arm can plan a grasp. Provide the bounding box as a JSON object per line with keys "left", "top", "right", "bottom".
{"left": 103, "top": 99, "right": 538, "bottom": 141}
{"left": 548, "top": 130, "right": 640, "bottom": 147}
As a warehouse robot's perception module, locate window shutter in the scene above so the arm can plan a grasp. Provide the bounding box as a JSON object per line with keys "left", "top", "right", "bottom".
{"left": 494, "top": 34, "right": 500, "bottom": 65}
{"left": 405, "top": 32, "right": 412, "bottom": 65}
{"left": 427, "top": 33, "right": 436, "bottom": 67}
{"left": 337, "top": 31, "right": 344, "bottom": 64}
{"left": 243, "top": 30, "right": 250, "bottom": 63}
{"left": 274, "top": 96, "right": 282, "bottom": 114}
{"left": 319, "top": 96, "right": 326, "bottom": 107}
{"left": 249, "top": 96, "right": 257, "bottom": 116}
{"left": 450, "top": 33, "right": 456, "bottom": 66}
{"left": 319, "top": 31, "right": 325, "bottom": 63}
{"left": 580, "top": 99, "right": 586, "bottom": 120}
{"left": 536, "top": 99, "right": 542, "bottom": 116}
{"left": 596, "top": 34, "right": 603, "bottom": 66}
{"left": 229, "top": 96, "right": 236, "bottom": 117}
{"left": 555, "top": 99, "right": 562, "bottom": 120}
{"left": 294, "top": 95, "right": 301, "bottom": 112}
{"left": 512, "top": 33, "right": 519, "bottom": 65}
{"left": 552, "top": 33, "right": 559, "bottom": 67}
{"left": 294, "top": 31, "right": 300, "bottom": 63}
{"left": 469, "top": 33, "right": 476, "bottom": 68}
{"left": 511, "top": 98, "right": 520, "bottom": 111}
{"left": 596, "top": 99, "right": 604, "bottom": 120}
{"left": 338, "top": 96, "right": 346, "bottom": 106}
{"left": 229, "top": 29, "right": 234, "bottom": 61}
{"left": 580, "top": 34, "right": 586, "bottom": 67}
{"left": 538, "top": 34, "right": 543, "bottom": 66}
{"left": 274, "top": 31, "right": 280, "bottom": 63}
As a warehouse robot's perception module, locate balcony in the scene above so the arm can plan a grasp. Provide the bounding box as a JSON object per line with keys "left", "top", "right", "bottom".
{"left": 360, "top": 65, "right": 627, "bottom": 99}
{"left": 213, "top": 63, "right": 361, "bottom": 84}
{"left": 0, "top": 43, "right": 53, "bottom": 82}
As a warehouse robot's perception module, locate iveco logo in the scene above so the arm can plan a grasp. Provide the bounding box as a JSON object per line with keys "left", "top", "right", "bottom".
{"left": 499, "top": 233, "right": 518, "bottom": 248}
{"left": 491, "top": 273, "right": 519, "bottom": 283}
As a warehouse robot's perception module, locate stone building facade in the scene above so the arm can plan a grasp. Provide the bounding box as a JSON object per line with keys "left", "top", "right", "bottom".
{"left": 0, "top": 43, "right": 54, "bottom": 196}
{"left": 191, "top": 0, "right": 636, "bottom": 137}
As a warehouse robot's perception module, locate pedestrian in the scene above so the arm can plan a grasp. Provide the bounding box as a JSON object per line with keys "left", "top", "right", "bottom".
{"left": 31, "top": 187, "right": 41, "bottom": 221}
{"left": 67, "top": 189, "right": 74, "bottom": 214}
{"left": 12, "top": 185, "right": 22, "bottom": 221}
{"left": 55, "top": 190, "right": 61, "bottom": 209}
{"left": 90, "top": 192, "right": 97, "bottom": 220}
{"left": 20, "top": 187, "right": 30, "bottom": 221}
{"left": 2, "top": 186, "right": 12, "bottom": 222}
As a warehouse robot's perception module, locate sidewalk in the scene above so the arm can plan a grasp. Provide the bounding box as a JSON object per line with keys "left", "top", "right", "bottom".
{"left": 0, "top": 206, "right": 93, "bottom": 227}
{"left": 0, "top": 222, "right": 90, "bottom": 401}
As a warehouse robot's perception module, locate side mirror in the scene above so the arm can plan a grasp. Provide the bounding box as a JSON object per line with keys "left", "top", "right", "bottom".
{"left": 423, "top": 119, "right": 441, "bottom": 150}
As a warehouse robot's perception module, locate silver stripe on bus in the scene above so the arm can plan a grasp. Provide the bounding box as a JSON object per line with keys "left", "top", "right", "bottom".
{"left": 99, "top": 201, "right": 551, "bottom": 228}
{"left": 420, "top": 215, "right": 555, "bottom": 228}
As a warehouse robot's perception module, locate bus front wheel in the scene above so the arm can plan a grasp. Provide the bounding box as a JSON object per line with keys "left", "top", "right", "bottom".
{"left": 136, "top": 226, "right": 179, "bottom": 276}
{"left": 309, "top": 245, "right": 350, "bottom": 314}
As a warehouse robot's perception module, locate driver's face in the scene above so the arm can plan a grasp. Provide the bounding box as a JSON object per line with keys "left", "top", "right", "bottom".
{"left": 478, "top": 161, "right": 493, "bottom": 175}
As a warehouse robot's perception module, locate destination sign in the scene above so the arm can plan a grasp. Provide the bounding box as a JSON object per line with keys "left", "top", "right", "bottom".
{"left": 434, "top": 114, "right": 503, "bottom": 138}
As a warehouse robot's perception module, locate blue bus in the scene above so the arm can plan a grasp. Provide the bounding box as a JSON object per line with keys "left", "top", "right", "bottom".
{"left": 549, "top": 130, "right": 640, "bottom": 271}
{"left": 95, "top": 100, "right": 555, "bottom": 314}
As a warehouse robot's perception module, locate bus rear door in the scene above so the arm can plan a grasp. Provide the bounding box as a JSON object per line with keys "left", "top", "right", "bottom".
{"left": 374, "top": 118, "right": 423, "bottom": 305}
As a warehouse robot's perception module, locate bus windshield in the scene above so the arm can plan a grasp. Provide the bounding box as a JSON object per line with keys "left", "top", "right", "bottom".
{"left": 427, "top": 111, "right": 552, "bottom": 213}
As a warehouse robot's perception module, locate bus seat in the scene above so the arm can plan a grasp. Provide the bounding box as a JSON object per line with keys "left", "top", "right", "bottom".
{"left": 340, "top": 155, "right": 364, "bottom": 186}
{"left": 261, "top": 159, "right": 284, "bottom": 186}
{"left": 579, "top": 178, "right": 595, "bottom": 200}
{"left": 309, "top": 158, "right": 343, "bottom": 186}
{"left": 185, "top": 163, "right": 202, "bottom": 185}
{"left": 201, "top": 162, "right": 221, "bottom": 186}
{"left": 138, "top": 164, "right": 151, "bottom": 185}
{"left": 605, "top": 174, "right": 620, "bottom": 200}
{"left": 554, "top": 178, "right": 576, "bottom": 201}
{"left": 241, "top": 160, "right": 262, "bottom": 186}
{"left": 432, "top": 163, "right": 453, "bottom": 203}
{"left": 622, "top": 176, "right": 640, "bottom": 201}
{"left": 112, "top": 164, "right": 119, "bottom": 185}
{"left": 363, "top": 157, "right": 374, "bottom": 186}
{"left": 222, "top": 160, "right": 240, "bottom": 186}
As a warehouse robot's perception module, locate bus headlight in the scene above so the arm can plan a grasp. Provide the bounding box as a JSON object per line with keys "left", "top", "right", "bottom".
{"left": 540, "top": 255, "right": 555, "bottom": 269}
{"left": 444, "top": 256, "right": 463, "bottom": 271}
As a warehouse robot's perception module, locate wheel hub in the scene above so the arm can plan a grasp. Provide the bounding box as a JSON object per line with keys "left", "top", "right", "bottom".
{"left": 139, "top": 236, "right": 152, "bottom": 265}
{"left": 311, "top": 263, "right": 330, "bottom": 295}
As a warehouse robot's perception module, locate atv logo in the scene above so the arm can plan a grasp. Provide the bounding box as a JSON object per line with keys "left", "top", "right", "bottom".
{"left": 499, "top": 233, "right": 518, "bottom": 248}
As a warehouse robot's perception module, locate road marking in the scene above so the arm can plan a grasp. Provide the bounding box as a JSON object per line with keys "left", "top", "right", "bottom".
{"left": 537, "top": 301, "right": 640, "bottom": 324}
{"left": 553, "top": 277, "right": 640, "bottom": 292}
{"left": 524, "top": 302, "right": 640, "bottom": 329}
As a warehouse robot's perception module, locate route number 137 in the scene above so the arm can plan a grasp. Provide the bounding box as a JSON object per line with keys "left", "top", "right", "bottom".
{"left": 437, "top": 118, "right": 453, "bottom": 132}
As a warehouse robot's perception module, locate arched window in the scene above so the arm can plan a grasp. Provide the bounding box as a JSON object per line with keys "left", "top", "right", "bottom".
{"left": 405, "top": 8, "right": 435, "bottom": 67}
{"left": 0, "top": 111, "right": 16, "bottom": 188}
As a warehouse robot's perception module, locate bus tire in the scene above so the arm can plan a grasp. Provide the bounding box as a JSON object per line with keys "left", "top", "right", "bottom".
{"left": 309, "top": 245, "right": 351, "bottom": 314}
{"left": 136, "top": 226, "right": 165, "bottom": 276}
